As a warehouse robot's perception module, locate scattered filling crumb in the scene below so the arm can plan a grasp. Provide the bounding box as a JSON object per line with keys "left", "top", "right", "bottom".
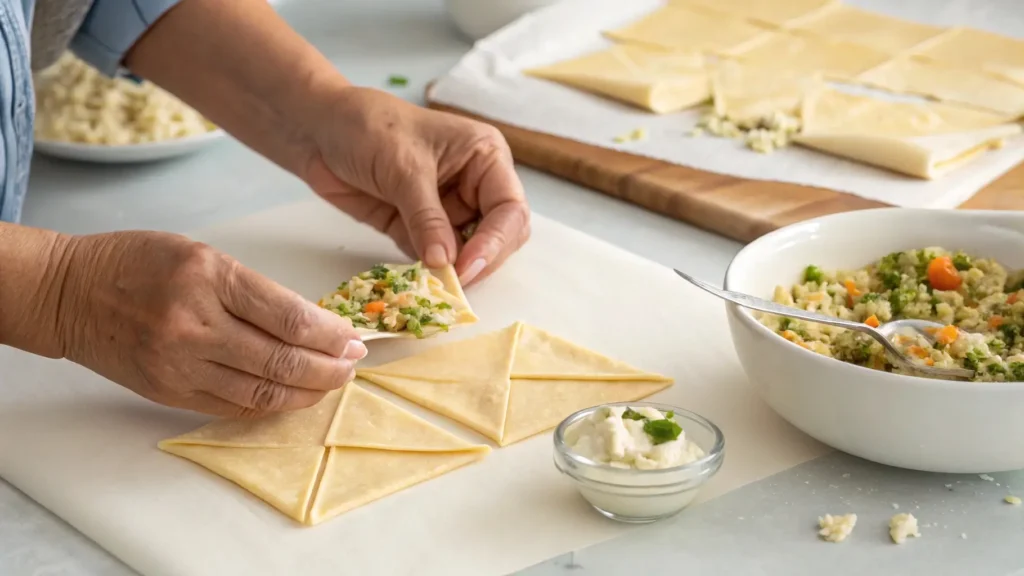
{"left": 691, "top": 109, "right": 802, "bottom": 154}
{"left": 613, "top": 127, "right": 649, "bottom": 143}
{"left": 980, "top": 474, "right": 996, "bottom": 482}
{"left": 818, "top": 513, "right": 857, "bottom": 543}
{"left": 1005, "top": 495, "right": 1022, "bottom": 505}
{"left": 889, "top": 513, "right": 921, "bottom": 544}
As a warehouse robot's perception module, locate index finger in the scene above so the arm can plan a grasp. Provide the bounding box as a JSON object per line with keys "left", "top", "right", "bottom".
{"left": 217, "top": 262, "right": 363, "bottom": 358}
{"left": 455, "top": 154, "right": 531, "bottom": 285}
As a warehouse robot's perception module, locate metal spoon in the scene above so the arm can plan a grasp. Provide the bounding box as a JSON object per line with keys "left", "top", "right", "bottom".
{"left": 673, "top": 269, "right": 975, "bottom": 380}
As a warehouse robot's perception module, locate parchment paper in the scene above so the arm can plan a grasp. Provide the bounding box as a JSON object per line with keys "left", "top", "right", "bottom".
{"left": 428, "top": 0, "right": 1024, "bottom": 209}
{"left": 0, "top": 199, "right": 827, "bottom": 576}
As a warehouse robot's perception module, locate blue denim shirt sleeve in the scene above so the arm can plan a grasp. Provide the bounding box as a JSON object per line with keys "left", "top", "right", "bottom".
{"left": 69, "top": 0, "right": 182, "bottom": 77}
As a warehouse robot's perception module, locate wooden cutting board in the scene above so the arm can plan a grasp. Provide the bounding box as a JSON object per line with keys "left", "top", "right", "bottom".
{"left": 426, "top": 96, "right": 1024, "bottom": 243}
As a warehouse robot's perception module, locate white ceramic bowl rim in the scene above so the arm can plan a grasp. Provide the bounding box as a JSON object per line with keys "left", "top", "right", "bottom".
{"left": 34, "top": 128, "right": 225, "bottom": 149}
{"left": 724, "top": 207, "right": 1024, "bottom": 391}
{"left": 553, "top": 401, "right": 725, "bottom": 481}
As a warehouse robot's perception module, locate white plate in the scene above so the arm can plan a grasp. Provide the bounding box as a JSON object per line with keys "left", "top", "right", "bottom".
{"left": 33, "top": 129, "right": 228, "bottom": 164}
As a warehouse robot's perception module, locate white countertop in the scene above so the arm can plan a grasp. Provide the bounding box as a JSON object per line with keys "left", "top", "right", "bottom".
{"left": 5, "top": 1, "right": 1023, "bottom": 575}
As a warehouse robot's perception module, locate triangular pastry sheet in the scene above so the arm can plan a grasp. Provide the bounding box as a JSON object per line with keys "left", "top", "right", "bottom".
{"left": 357, "top": 322, "right": 673, "bottom": 446}
{"left": 524, "top": 44, "right": 711, "bottom": 114}
{"left": 795, "top": 86, "right": 1021, "bottom": 179}
{"left": 158, "top": 384, "right": 488, "bottom": 526}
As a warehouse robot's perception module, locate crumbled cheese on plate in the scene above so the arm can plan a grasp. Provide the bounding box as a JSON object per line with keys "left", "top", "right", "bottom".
{"left": 889, "top": 513, "right": 921, "bottom": 544}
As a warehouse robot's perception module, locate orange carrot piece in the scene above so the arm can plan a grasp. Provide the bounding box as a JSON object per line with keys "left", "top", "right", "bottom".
{"left": 927, "top": 256, "right": 962, "bottom": 291}
{"left": 935, "top": 324, "right": 959, "bottom": 345}
{"left": 1009, "top": 292, "right": 1020, "bottom": 305}
{"left": 925, "top": 358, "right": 935, "bottom": 366}
{"left": 864, "top": 315, "right": 880, "bottom": 328}
{"left": 907, "top": 345, "right": 929, "bottom": 358}
{"left": 989, "top": 315, "right": 1005, "bottom": 329}
{"left": 363, "top": 301, "right": 387, "bottom": 314}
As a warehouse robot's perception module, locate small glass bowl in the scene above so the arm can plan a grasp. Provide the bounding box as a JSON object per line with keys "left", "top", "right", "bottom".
{"left": 552, "top": 401, "right": 725, "bottom": 524}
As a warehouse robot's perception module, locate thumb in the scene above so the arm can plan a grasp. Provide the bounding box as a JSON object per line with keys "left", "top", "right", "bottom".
{"left": 394, "top": 171, "right": 457, "bottom": 269}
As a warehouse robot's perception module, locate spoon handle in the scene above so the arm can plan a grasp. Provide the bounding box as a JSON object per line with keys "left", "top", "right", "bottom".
{"left": 672, "top": 269, "right": 873, "bottom": 335}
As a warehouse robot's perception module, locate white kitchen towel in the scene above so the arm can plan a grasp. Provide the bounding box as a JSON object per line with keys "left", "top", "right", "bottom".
{"left": 429, "top": 0, "right": 1024, "bottom": 209}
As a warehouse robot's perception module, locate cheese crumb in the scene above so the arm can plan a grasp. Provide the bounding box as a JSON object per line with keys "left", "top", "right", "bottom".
{"left": 695, "top": 109, "right": 802, "bottom": 154}
{"left": 1005, "top": 495, "right": 1022, "bottom": 505}
{"left": 980, "top": 474, "right": 995, "bottom": 482}
{"left": 889, "top": 513, "right": 921, "bottom": 544}
{"left": 818, "top": 513, "right": 857, "bottom": 543}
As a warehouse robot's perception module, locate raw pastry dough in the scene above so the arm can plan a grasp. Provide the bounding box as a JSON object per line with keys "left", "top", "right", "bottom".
{"left": 159, "top": 384, "right": 489, "bottom": 526}
{"left": 524, "top": 45, "right": 710, "bottom": 114}
{"left": 671, "top": 0, "right": 836, "bottom": 28}
{"left": 913, "top": 27, "right": 1024, "bottom": 86}
{"left": 356, "top": 322, "right": 673, "bottom": 446}
{"left": 792, "top": 4, "right": 945, "bottom": 54}
{"left": 795, "top": 87, "right": 1022, "bottom": 179}
{"left": 731, "top": 30, "right": 891, "bottom": 82}
{"left": 857, "top": 56, "right": 1024, "bottom": 118}
{"left": 604, "top": 4, "right": 768, "bottom": 56}
{"left": 711, "top": 60, "right": 822, "bottom": 123}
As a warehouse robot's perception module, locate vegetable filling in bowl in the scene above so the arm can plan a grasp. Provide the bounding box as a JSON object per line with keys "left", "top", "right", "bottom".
{"left": 760, "top": 247, "right": 1024, "bottom": 382}
{"left": 318, "top": 262, "right": 461, "bottom": 338}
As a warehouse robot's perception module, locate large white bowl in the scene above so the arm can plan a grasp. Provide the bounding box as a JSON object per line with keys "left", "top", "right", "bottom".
{"left": 724, "top": 208, "right": 1024, "bottom": 474}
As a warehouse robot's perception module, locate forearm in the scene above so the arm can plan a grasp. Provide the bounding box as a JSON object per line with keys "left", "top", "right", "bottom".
{"left": 123, "top": 0, "right": 349, "bottom": 178}
{"left": 0, "top": 224, "right": 74, "bottom": 358}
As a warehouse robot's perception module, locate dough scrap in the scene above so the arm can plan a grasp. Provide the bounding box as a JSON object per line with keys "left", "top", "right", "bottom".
{"left": 357, "top": 321, "right": 673, "bottom": 446}
{"left": 159, "top": 384, "right": 488, "bottom": 525}
{"left": 670, "top": 0, "right": 836, "bottom": 28}
{"left": 857, "top": 56, "right": 1024, "bottom": 118}
{"left": 524, "top": 44, "right": 710, "bottom": 114}
{"left": 795, "top": 86, "right": 1022, "bottom": 179}
{"left": 792, "top": 4, "right": 945, "bottom": 54}
{"left": 731, "top": 30, "right": 891, "bottom": 82}
{"left": 912, "top": 27, "right": 1024, "bottom": 86}
{"left": 603, "top": 4, "right": 768, "bottom": 55}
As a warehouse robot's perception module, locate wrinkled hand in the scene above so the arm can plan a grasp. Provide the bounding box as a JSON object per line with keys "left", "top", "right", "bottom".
{"left": 56, "top": 231, "right": 366, "bottom": 417}
{"left": 301, "top": 87, "right": 531, "bottom": 286}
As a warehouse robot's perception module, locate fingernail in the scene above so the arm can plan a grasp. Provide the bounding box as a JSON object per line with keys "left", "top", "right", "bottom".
{"left": 343, "top": 340, "right": 368, "bottom": 360}
{"left": 460, "top": 258, "right": 487, "bottom": 285}
{"left": 425, "top": 243, "right": 448, "bottom": 268}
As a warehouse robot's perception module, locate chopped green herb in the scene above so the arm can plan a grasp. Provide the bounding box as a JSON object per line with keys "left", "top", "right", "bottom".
{"left": 988, "top": 363, "right": 1007, "bottom": 376}
{"left": 889, "top": 288, "right": 918, "bottom": 316}
{"left": 665, "top": 411, "right": 675, "bottom": 419}
{"left": 803, "top": 265, "right": 825, "bottom": 284}
{"left": 436, "top": 302, "right": 453, "bottom": 310}
{"left": 388, "top": 74, "right": 409, "bottom": 87}
{"left": 622, "top": 408, "right": 646, "bottom": 421}
{"left": 391, "top": 278, "right": 411, "bottom": 293}
{"left": 367, "top": 264, "right": 390, "bottom": 280}
{"left": 963, "top": 349, "right": 984, "bottom": 372}
{"left": 398, "top": 307, "right": 419, "bottom": 316}
{"left": 778, "top": 317, "right": 793, "bottom": 332}
{"left": 1000, "top": 324, "right": 1021, "bottom": 342}
{"left": 989, "top": 339, "right": 1006, "bottom": 354}
{"left": 881, "top": 271, "right": 902, "bottom": 290}
{"left": 643, "top": 418, "right": 683, "bottom": 445}
{"left": 403, "top": 266, "right": 420, "bottom": 280}
{"left": 337, "top": 280, "right": 349, "bottom": 292}
{"left": 860, "top": 292, "right": 880, "bottom": 302}
{"left": 1010, "top": 362, "right": 1024, "bottom": 381}
{"left": 952, "top": 252, "right": 973, "bottom": 271}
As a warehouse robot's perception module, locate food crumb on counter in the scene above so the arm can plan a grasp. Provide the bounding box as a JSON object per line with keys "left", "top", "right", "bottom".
{"left": 818, "top": 513, "right": 857, "bottom": 543}
{"left": 980, "top": 474, "right": 996, "bottom": 482}
{"left": 1005, "top": 495, "right": 1022, "bottom": 505}
{"left": 891, "top": 503, "right": 900, "bottom": 510}
{"left": 961, "top": 533, "right": 968, "bottom": 539}
{"left": 889, "top": 513, "right": 921, "bottom": 544}
{"left": 613, "top": 127, "right": 649, "bottom": 144}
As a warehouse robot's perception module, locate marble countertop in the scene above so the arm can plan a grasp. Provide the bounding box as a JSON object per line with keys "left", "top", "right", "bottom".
{"left": 4, "top": 1, "right": 1023, "bottom": 575}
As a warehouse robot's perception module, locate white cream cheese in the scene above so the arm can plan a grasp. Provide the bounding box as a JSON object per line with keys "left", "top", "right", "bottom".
{"left": 819, "top": 513, "right": 857, "bottom": 543}
{"left": 564, "top": 405, "right": 705, "bottom": 470}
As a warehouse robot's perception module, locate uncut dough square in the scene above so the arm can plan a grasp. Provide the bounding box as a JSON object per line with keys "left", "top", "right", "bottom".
{"left": 795, "top": 86, "right": 1021, "bottom": 179}
{"left": 357, "top": 321, "right": 674, "bottom": 447}
{"left": 793, "top": 4, "right": 945, "bottom": 54}
{"left": 912, "top": 27, "right": 1024, "bottom": 86}
{"left": 732, "top": 31, "right": 892, "bottom": 82}
{"left": 858, "top": 56, "right": 1024, "bottom": 118}
{"left": 524, "top": 45, "right": 710, "bottom": 114}
{"left": 671, "top": 0, "right": 836, "bottom": 27}
{"left": 604, "top": 4, "right": 768, "bottom": 55}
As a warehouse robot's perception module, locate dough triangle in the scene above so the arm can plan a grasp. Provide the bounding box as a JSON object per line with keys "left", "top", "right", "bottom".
{"left": 356, "top": 322, "right": 521, "bottom": 383}
{"left": 502, "top": 378, "right": 674, "bottom": 446}
{"left": 157, "top": 389, "right": 342, "bottom": 448}
{"left": 357, "top": 374, "right": 509, "bottom": 443}
{"left": 308, "top": 447, "right": 485, "bottom": 525}
{"left": 159, "top": 444, "right": 325, "bottom": 524}
{"left": 326, "top": 383, "right": 488, "bottom": 452}
{"left": 511, "top": 324, "right": 672, "bottom": 381}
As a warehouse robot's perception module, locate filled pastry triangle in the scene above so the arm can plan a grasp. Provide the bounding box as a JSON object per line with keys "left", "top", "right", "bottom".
{"left": 158, "top": 384, "right": 489, "bottom": 526}
{"left": 357, "top": 322, "right": 673, "bottom": 446}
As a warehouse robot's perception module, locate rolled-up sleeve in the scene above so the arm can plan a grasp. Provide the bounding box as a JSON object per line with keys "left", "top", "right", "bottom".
{"left": 69, "top": 0, "right": 182, "bottom": 77}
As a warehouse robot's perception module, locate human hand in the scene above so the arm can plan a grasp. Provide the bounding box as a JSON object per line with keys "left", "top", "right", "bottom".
{"left": 300, "top": 86, "right": 531, "bottom": 286}
{"left": 56, "top": 231, "right": 365, "bottom": 417}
